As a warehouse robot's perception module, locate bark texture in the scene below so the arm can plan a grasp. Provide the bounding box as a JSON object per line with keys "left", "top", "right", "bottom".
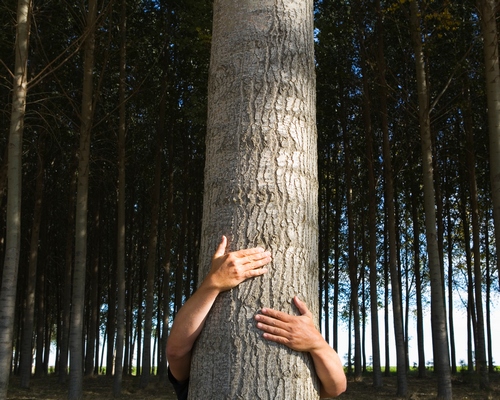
{"left": 189, "top": 0, "right": 319, "bottom": 398}
{"left": 0, "top": 0, "right": 30, "bottom": 397}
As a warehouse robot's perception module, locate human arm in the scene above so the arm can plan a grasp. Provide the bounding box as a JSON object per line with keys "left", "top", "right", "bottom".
{"left": 166, "top": 235, "right": 272, "bottom": 383}
{"left": 254, "top": 296, "right": 347, "bottom": 398}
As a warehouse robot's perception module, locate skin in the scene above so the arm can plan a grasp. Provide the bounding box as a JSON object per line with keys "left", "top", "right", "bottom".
{"left": 166, "top": 236, "right": 347, "bottom": 398}
{"left": 255, "top": 296, "right": 347, "bottom": 398}
{"left": 166, "top": 235, "right": 272, "bottom": 382}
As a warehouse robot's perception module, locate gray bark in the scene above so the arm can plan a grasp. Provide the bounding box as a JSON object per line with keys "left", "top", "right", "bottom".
{"left": 0, "top": 0, "right": 31, "bottom": 398}
{"left": 189, "top": 0, "right": 319, "bottom": 398}
{"left": 409, "top": 1, "right": 452, "bottom": 398}
{"left": 477, "top": 0, "right": 500, "bottom": 290}
{"left": 113, "top": 0, "right": 127, "bottom": 393}
{"left": 68, "top": 0, "right": 97, "bottom": 398}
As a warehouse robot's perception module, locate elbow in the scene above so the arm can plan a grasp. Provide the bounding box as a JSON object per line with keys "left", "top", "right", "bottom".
{"left": 166, "top": 340, "right": 186, "bottom": 363}
{"left": 321, "top": 375, "right": 347, "bottom": 398}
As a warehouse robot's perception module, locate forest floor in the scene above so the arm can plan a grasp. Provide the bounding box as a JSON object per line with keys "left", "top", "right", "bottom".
{"left": 6, "top": 371, "right": 500, "bottom": 399}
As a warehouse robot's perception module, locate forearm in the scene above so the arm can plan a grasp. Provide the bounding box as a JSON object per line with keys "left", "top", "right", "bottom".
{"left": 310, "top": 342, "right": 346, "bottom": 398}
{"left": 166, "top": 279, "right": 219, "bottom": 380}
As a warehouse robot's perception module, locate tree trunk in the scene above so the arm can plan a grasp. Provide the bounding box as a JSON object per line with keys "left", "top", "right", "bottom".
{"left": 380, "top": 25, "right": 407, "bottom": 400}
{"left": 0, "top": 0, "right": 30, "bottom": 398}
{"left": 68, "top": 0, "right": 97, "bottom": 397}
{"left": 19, "top": 135, "right": 45, "bottom": 387}
{"left": 113, "top": 0, "right": 127, "bottom": 393}
{"left": 85, "top": 207, "right": 100, "bottom": 376}
{"left": 140, "top": 94, "right": 163, "bottom": 389}
{"left": 446, "top": 195, "right": 456, "bottom": 374}
{"left": 360, "top": 3, "right": 382, "bottom": 385}
{"left": 411, "top": 179, "right": 426, "bottom": 378}
{"left": 409, "top": 1, "right": 452, "bottom": 398}
{"left": 477, "top": 0, "right": 500, "bottom": 287}
{"left": 189, "top": 0, "right": 319, "bottom": 398}
{"left": 59, "top": 160, "right": 77, "bottom": 383}
{"left": 463, "top": 83, "right": 489, "bottom": 388}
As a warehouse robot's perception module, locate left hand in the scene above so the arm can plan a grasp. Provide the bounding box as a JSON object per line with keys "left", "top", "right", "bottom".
{"left": 254, "top": 296, "right": 323, "bottom": 352}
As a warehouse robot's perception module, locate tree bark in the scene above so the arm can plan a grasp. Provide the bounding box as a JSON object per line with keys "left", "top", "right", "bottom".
{"left": 409, "top": 1, "right": 452, "bottom": 398}
{"left": 189, "top": 0, "right": 319, "bottom": 398}
{"left": 463, "top": 83, "right": 489, "bottom": 388}
{"left": 476, "top": 0, "right": 500, "bottom": 287}
{"left": 68, "top": 0, "right": 97, "bottom": 397}
{"left": 113, "top": 0, "right": 127, "bottom": 393}
{"left": 0, "top": 0, "right": 31, "bottom": 398}
{"left": 19, "top": 135, "right": 45, "bottom": 387}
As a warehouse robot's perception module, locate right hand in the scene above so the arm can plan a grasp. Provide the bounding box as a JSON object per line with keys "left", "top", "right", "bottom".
{"left": 205, "top": 235, "right": 272, "bottom": 292}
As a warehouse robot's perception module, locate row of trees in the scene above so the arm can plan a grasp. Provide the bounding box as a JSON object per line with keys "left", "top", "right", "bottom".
{"left": 0, "top": 0, "right": 499, "bottom": 399}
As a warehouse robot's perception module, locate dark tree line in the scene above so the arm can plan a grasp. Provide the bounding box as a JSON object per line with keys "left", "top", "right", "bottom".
{"left": 0, "top": 0, "right": 498, "bottom": 398}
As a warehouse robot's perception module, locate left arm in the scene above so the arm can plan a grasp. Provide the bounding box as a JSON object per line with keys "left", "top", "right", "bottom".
{"left": 254, "top": 296, "right": 347, "bottom": 398}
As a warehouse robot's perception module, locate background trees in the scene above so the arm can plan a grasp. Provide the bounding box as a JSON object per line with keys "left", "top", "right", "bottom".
{"left": 0, "top": 0, "right": 498, "bottom": 398}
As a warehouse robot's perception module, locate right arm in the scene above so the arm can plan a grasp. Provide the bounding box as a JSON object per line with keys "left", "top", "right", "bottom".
{"left": 166, "top": 236, "right": 271, "bottom": 382}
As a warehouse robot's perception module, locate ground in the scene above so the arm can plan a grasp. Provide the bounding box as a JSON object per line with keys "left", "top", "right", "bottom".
{"left": 6, "top": 372, "right": 500, "bottom": 399}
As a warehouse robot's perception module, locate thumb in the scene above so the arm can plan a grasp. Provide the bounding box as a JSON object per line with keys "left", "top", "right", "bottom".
{"left": 293, "top": 296, "right": 310, "bottom": 316}
{"left": 213, "top": 235, "right": 228, "bottom": 259}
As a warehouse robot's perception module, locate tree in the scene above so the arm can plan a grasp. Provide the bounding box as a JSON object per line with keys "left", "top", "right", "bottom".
{"left": 0, "top": 0, "right": 31, "bottom": 398}
{"left": 409, "top": 0, "right": 452, "bottom": 398}
{"left": 19, "top": 135, "right": 45, "bottom": 387}
{"left": 477, "top": 0, "right": 500, "bottom": 286}
{"left": 188, "top": 0, "right": 319, "bottom": 398}
{"left": 68, "top": 0, "right": 97, "bottom": 398}
{"left": 113, "top": 0, "right": 127, "bottom": 394}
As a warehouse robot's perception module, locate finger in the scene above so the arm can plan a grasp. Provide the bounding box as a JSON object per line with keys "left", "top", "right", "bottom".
{"left": 245, "top": 267, "right": 268, "bottom": 277}
{"left": 260, "top": 307, "right": 291, "bottom": 322}
{"left": 255, "top": 318, "right": 288, "bottom": 336}
{"left": 293, "top": 296, "right": 310, "bottom": 316}
{"left": 260, "top": 332, "right": 290, "bottom": 347}
{"left": 243, "top": 255, "right": 272, "bottom": 271}
{"left": 213, "top": 235, "right": 227, "bottom": 259}
{"left": 255, "top": 312, "right": 289, "bottom": 330}
{"left": 233, "top": 247, "right": 268, "bottom": 260}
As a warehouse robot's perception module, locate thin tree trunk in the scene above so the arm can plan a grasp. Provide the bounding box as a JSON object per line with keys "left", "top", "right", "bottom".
{"left": 139, "top": 102, "right": 163, "bottom": 389}
{"left": 35, "top": 260, "right": 46, "bottom": 377}
{"left": 361, "top": 3, "right": 381, "bottom": 385}
{"left": 411, "top": 180, "right": 426, "bottom": 378}
{"left": 409, "top": 1, "right": 452, "bottom": 397}
{"left": 463, "top": 83, "right": 489, "bottom": 388}
{"left": 446, "top": 197, "right": 456, "bottom": 374}
{"left": 113, "top": 0, "right": 127, "bottom": 393}
{"left": 59, "top": 160, "right": 77, "bottom": 383}
{"left": 19, "top": 136, "right": 45, "bottom": 387}
{"left": 68, "top": 0, "right": 97, "bottom": 397}
{"left": 85, "top": 207, "right": 100, "bottom": 376}
{"left": 0, "top": 0, "right": 31, "bottom": 397}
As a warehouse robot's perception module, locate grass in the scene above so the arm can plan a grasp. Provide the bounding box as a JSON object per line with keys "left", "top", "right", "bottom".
{"left": 6, "top": 370, "right": 500, "bottom": 399}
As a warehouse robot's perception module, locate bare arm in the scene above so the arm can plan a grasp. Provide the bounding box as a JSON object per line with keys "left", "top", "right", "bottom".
{"left": 254, "top": 296, "right": 347, "bottom": 398}
{"left": 166, "top": 236, "right": 271, "bottom": 382}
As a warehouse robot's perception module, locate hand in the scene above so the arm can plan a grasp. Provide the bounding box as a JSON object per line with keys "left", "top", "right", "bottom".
{"left": 254, "top": 296, "right": 323, "bottom": 352}
{"left": 205, "top": 236, "right": 272, "bottom": 292}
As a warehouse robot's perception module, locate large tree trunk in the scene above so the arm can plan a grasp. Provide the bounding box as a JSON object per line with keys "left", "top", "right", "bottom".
{"left": 189, "top": 0, "right": 319, "bottom": 398}
{"left": 476, "top": 0, "right": 500, "bottom": 287}
{"left": 0, "top": 0, "right": 31, "bottom": 398}
{"left": 68, "top": 0, "right": 97, "bottom": 398}
{"left": 409, "top": 1, "right": 452, "bottom": 398}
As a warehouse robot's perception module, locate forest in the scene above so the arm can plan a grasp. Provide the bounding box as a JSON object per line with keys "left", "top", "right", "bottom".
{"left": 0, "top": 0, "right": 499, "bottom": 399}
